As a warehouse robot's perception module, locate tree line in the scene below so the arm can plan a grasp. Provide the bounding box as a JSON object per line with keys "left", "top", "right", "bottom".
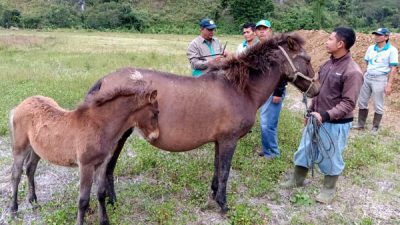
{"left": 0, "top": 0, "right": 398, "bottom": 34}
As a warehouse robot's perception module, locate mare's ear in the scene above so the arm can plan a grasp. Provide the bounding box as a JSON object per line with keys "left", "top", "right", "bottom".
{"left": 287, "top": 36, "right": 299, "bottom": 51}
{"left": 148, "top": 90, "right": 157, "bottom": 104}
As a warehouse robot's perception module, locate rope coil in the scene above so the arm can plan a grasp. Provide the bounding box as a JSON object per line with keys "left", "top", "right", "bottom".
{"left": 302, "top": 94, "right": 336, "bottom": 177}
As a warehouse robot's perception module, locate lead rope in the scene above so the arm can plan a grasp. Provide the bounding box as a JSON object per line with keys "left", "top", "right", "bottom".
{"left": 301, "top": 93, "right": 336, "bottom": 177}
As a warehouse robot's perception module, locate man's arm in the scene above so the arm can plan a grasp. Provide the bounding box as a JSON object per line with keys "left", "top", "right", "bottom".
{"left": 272, "top": 81, "right": 287, "bottom": 103}
{"left": 187, "top": 42, "right": 208, "bottom": 70}
{"left": 385, "top": 66, "right": 398, "bottom": 96}
{"left": 385, "top": 48, "right": 399, "bottom": 96}
{"left": 326, "top": 70, "right": 363, "bottom": 121}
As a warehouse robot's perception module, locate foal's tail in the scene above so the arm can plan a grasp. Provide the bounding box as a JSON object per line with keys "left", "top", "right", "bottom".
{"left": 9, "top": 108, "right": 16, "bottom": 150}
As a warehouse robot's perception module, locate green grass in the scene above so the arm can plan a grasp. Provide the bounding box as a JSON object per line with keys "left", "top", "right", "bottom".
{"left": 1, "top": 30, "right": 400, "bottom": 224}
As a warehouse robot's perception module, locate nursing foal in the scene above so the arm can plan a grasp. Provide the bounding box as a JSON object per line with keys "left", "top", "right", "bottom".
{"left": 9, "top": 79, "right": 159, "bottom": 225}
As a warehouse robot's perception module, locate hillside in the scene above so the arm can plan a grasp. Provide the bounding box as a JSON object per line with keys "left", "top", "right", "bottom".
{"left": 0, "top": 0, "right": 399, "bottom": 33}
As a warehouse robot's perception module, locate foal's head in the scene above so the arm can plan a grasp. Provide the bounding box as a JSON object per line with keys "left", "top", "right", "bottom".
{"left": 84, "top": 80, "right": 160, "bottom": 143}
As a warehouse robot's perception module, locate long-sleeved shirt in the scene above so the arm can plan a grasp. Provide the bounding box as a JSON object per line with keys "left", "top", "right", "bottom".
{"left": 187, "top": 36, "right": 223, "bottom": 76}
{"left": 310, "top": 52, "right": 363, "bottom": 123}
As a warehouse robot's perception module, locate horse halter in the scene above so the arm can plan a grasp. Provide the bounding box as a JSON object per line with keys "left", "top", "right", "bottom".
{"left": 278, "top": 46, "right": 316, "bottom": 95}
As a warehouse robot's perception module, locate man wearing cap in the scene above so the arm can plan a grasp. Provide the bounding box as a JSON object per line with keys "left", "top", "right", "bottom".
{"left": 187, "top": 18, "right": 226, "bottom": 77}
{"left": 353, "top": 28, "right": 398, "bottom": 133}
{"left": 255, "top": 19, "right": 273, "bottom": 41}
{"left": 236, "top": 22, "right": 258, "bottom": 55}
{"left": 281, "top": 27, "right": 363, "bottom": 204}
{"left": 255, "top": 19, "right": 287, "bottom": 160}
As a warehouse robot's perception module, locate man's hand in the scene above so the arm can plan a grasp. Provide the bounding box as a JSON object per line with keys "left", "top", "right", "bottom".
{"left": 272, "top": 96, "right": 282, "bottom": 103}
{"left": 385, "top": 83, "right": 393, "bottom": 96}
{"left": 310, "top": 112, "right": 322, "bottom": 124}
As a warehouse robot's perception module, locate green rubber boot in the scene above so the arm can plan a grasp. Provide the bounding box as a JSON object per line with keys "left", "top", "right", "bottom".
{"left": 352, "top": 109, "right": 368, "bottom": 130}
{"left": 280, "top": 166, "right": 308, "bottom": 188}
{"left": 315, "top": 175, "right": 339, "bottom": 204}
{"left": 370, "top": 113, "right": 383, "bottom": 134}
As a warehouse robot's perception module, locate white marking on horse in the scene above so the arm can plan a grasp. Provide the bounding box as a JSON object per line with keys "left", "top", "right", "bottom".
{"left": 130, "top": 70, "right": 143, "bottom": 80}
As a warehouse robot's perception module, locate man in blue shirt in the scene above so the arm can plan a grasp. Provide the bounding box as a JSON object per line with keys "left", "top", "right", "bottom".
{"left": 353, "top": 28, "right": 399, "bottom": 133}
{"left": 255, "top": 19, "right": 287, "bottom": 160}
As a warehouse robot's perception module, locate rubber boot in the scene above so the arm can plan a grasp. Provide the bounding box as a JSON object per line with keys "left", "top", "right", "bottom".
{"left": 352, "top": 109, "right": 368, "bottom": 130}
{"left": 315, "top": 175, "right": 338, "bottom": 204}
{"left": 370, "top": 113, "right": 383, "bottom": 134}
{"left": 280, "top": 166, "right": 308, "bottom": 188}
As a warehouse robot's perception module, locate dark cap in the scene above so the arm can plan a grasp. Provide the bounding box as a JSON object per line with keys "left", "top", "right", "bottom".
{"left": 372, "top": 28, "right": 390, "bottom": 36}
{"left": 200, "top": 18, "right": 217, "bottom": 29}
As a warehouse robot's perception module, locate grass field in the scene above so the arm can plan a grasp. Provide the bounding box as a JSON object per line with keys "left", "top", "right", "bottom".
{"left": 0, "top": 29, "right": 399, "bottom": 224}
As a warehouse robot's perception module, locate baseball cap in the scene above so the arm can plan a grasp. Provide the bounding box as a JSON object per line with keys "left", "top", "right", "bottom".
{"left": 200, "top": 18, "right": 217, "bottom": 29}
{"left": 256, "top": 20, "right": 271, "bottom": 28}
{"left": 372, "top": 28, "right": 390, "bottom": 36}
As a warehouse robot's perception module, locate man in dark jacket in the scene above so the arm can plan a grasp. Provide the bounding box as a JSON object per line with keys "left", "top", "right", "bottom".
{"left": 281, "top": 27, "right": 363, "bottom": 204}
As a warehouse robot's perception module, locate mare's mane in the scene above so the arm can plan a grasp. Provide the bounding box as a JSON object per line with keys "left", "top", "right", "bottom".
{"left": 208, "top": 33, "right": 305, "bottom": 90}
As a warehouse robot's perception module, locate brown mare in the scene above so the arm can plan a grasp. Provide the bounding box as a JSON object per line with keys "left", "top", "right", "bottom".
{"left": 9, "top": 79, "right": 159, "bottom": 225}
{"left": 88, "top": 33, "right": 320, "bottom": 213}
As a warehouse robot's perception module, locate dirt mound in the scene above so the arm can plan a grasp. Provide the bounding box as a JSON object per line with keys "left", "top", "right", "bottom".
{"left": 297, "top": 29, "right": 400, "bottom": 94}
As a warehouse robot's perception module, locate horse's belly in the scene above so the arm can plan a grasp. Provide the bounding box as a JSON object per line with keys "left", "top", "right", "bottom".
{"left": 152, "top": 134, "right": 210, "bottom": 152}
{"left": 30, "top": 138, "right": 78, "bottom": 167}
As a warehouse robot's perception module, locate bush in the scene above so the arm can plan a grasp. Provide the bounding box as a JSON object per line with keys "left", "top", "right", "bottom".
{"left": 22, "top": 14, "right": 43, "bottom": 29}
{"left": 44, "top": 4, "right": 81, "bottom": 28}
{"left": 1, "top": 9, "right": 21, "bottom": 28}
{"left": 83, "top": 2, "right": 150, "bottom": 31}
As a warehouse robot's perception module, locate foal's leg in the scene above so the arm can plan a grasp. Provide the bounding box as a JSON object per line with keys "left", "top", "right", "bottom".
{"left": 26, "top": 150, "right": 41, "bottom": 205}
{"left": 215, "top": 139, "right": 237, "bottom": 214}
{"left": 105, "top": 128, "right": 132, "bottom": 205}
{"left": 10, "top": 144, "right": 30, "bottom": 215}
{"left": 96, "top": 161, "right": 111, "bottom": 225}
{"left": 77, "top": 165, "right": 94, "bottom": 225}
{"left": 211, "top": 142, "right": 219, "bottom": 199}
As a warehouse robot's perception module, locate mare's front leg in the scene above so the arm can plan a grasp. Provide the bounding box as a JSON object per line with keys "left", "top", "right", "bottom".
{"left": 215, "top": 139, "right": 237, "bottom": 214}
{"left": 77, "top": 165, "right": 94, "bottom": 225}
{"left": 211, "top": 142, "right": 219, "bottom": 199}
{"left": 26, "top": 150, "right": 41, "bottom": 205}
{"left": 105, "top": 128, "right": 133, "bottom": 205}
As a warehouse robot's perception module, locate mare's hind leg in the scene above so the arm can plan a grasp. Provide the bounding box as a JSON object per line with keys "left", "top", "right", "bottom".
{"left": 77, "top": 165, "right": 94, "bottom": 225}
{"left": 215, "top": 139, "right": 237, "bottom": 214}
{"left": 211, "top": 142, "right": 219, "bottom": 199}
{"left": 105, "top": 128, "right": 133, "bottom": 205}
{"left": 10, "top": 145, "right": 30, "bottom": 214}
{"left": 26, "top": 150, "right": 41, "bottom": 205}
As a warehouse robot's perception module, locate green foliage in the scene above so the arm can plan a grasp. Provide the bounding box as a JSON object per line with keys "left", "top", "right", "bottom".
{"left": 228, "top": 203, "right": 269, "bottom": 224}
{"left": 44, "top": 4, "right": 81, "bottom": 28}
{"left": 228, "top": 0, "right": 274, "bottom": 25}
{"left": 290, "top": 192, "right": 313, "bottom": 206}
{"left": 0, "top": 0, "right": 399, "bottom": 32}
{"left": 1, "top": 9, "right": 21, "bottom": 28}
{"left": 83, "top": 2, "right": 150, "bottom": 31}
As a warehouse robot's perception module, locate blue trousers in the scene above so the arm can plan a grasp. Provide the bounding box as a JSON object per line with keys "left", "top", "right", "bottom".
{"left": 260, "top": 93, "right": 285, "bottom": 158}
{"left": 294, "top": 121, "right": 352, "bottom": 176}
